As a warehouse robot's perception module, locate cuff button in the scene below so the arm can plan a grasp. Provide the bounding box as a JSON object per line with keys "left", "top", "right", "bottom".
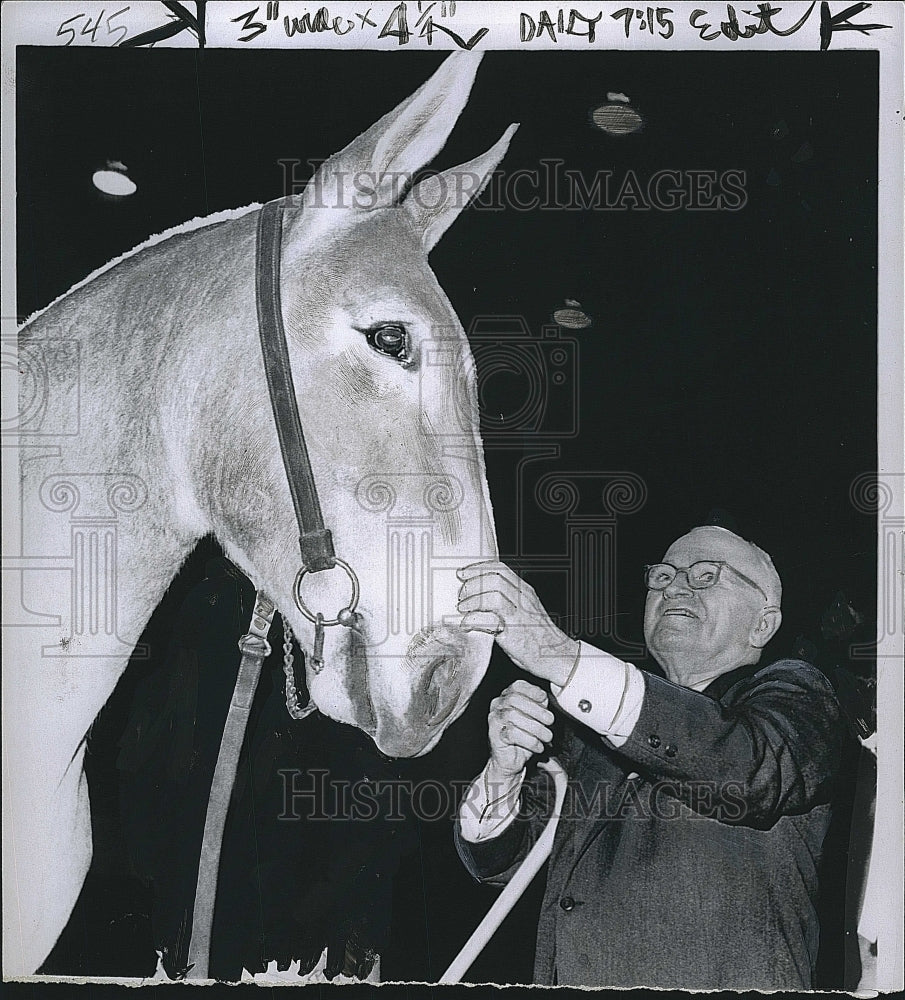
{"left": 665, "top": 744, "right": 677, "bottom": 757}
{"left": 648, "top": 734, "right": 661, "bottom": 749}
{"left": 578, "top": 699, "right": 592, "bottom": 713}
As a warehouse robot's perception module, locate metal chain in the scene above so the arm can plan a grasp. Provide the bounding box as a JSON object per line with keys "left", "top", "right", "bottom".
{"left": 281, "top": 613, "right": 315, "bottom": 720}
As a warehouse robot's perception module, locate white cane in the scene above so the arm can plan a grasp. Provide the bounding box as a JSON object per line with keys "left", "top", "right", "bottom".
{"left": 440, "top": 757, "right": 569, "bottom": 984}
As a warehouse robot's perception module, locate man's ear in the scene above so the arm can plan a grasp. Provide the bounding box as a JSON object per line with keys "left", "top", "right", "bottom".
{"left": 750, "top": 607, "right": 782, "bottom": 648}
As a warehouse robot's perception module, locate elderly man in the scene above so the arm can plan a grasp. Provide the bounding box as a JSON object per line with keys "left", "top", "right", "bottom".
{"left": 454, "top": 525, "right": 842, "bottom": 989}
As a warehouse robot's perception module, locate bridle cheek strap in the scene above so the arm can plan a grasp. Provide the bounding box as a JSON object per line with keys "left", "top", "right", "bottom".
{"left": 255, "top": 199, "right": 335, "bottom": 573}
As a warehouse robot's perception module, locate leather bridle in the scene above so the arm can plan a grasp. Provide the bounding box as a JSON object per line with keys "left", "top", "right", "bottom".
{"left": 186, "top": 199, "right": 359, "bottom": 979}
{"left": 255, "top": 200, "right": 335, "bottom": 574}
{"left": 255, "top": 199, "right": 361, "bottom": 628}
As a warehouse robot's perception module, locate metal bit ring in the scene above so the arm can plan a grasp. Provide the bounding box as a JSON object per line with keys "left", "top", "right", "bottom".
{"left": 293, "top": 558, "right": 360, "bottom": 627}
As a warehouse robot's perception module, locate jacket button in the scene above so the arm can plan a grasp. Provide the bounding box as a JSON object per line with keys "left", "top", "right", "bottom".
{"left": 648, "top": 734, "right": 661, "bottom": 749}
{"left": 560, "top": 896, "right": 575, "bottom": 912}
{"left": 665, "top": 744, "right": 677, "bottom": 757}
{"left": 578, "top": 699, "right": 592, "bottom": 713}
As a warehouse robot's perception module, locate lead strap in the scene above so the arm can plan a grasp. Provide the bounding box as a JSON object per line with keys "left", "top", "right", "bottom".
{"left": 186, "top": 592, "right": 276, "bottom": 979}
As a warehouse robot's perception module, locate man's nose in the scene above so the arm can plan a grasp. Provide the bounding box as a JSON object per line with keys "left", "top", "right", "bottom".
{"left": 663, "top": 570, "right": 694, "bottom": 597}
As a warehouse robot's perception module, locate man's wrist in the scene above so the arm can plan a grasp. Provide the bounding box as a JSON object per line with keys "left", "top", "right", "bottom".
{"left": 549, "top": 642, "right": 645, "bottom": 746}
{"left": 485, "top": 758, "right": 527, "bottom": 791}
{"left": 537, "top": 635, "right": 581, "bottom": 687}
{"left": 458, "top": 759, "right": 526, "bottom": 843}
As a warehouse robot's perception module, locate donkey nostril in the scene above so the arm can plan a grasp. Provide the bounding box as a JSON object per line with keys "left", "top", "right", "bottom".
{"left": 424, "top": 657, "right": 459, "bottom": 726}
{"left": 426, "top": 674, "right": 440, "bottom": 719}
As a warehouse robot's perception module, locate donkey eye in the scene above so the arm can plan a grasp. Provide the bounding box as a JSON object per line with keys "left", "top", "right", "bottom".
{"left": 363, "top": 323, "right": 410, "bottom": 363}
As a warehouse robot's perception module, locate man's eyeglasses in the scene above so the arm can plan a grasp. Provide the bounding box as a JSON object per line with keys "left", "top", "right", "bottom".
{"left": 643, "top": 561, "right": 769, "bottom": 603}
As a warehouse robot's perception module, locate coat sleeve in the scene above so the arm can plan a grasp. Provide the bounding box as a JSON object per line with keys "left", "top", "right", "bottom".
{"left": 454, "top": 765, "right": 557, "bottom": 886}
{"left": 611, "top": 659, "right": 843, "bottom": 829}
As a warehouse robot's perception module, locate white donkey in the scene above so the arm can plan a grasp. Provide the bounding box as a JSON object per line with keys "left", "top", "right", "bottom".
{"left": 4, "top": 53, "right": 515, "bottom": 976}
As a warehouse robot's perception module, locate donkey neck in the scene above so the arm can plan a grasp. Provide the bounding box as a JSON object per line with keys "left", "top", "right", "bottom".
{"left": 16, "top": 215, "right": 265, "bottom": 651}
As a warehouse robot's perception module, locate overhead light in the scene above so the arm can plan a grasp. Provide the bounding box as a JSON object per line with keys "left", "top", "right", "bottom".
{"left": 553, "top": 299, "right": 592, "bottom": 329}
{"left": 92, "top": 160, "right": 137, "bottom": 197}
{"left": 591, "top": 96, "right": 644, "bottom": 136}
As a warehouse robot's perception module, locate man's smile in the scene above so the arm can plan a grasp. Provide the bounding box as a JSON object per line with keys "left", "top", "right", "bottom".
{"left": 661, "top": 606, "right": 699, "bottom": 619}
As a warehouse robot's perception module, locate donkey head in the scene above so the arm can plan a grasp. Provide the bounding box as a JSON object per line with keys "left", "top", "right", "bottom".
{"left": 209, "top": 54, "right": 514, "bottom": 757}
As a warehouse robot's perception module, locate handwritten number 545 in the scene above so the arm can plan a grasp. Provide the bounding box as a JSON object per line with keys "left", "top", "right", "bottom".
{"left": 57, "top": 7, "right": 130, "bottom": 46}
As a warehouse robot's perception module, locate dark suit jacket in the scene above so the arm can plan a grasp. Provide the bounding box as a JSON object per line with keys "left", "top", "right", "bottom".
{"left": 456, "top": 659, "right": 842, "bottom": 989}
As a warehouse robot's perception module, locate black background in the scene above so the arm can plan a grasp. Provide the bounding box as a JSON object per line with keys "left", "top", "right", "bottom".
{"left": 15, "top": 46, "right": 877, "bottom": 992}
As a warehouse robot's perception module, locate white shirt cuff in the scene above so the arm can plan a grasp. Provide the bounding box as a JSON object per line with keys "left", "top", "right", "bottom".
{"left": 549, "top": 641, "right": 645, "bottom": 747}
{"left": 458, "top": 763, "right": 525, "bottom": 843}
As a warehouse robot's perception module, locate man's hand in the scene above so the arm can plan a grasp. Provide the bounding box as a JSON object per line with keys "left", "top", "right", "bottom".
{"left": 457, "top": 561, "right": 578, "bottom": 686}
{"left": 488, "top": 680, "right": 555, "bottom": 776}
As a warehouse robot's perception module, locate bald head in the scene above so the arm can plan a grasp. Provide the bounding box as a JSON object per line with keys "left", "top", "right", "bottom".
{"left": 667, "top": 526, "right": 782, "bottom": 608}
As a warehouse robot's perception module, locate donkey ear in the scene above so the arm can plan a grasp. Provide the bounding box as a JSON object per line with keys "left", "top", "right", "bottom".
{"left": 405, "top": 124, "right": 518, "bottom": 251}
{"left": 303, "top": 52, "right": 484, "bottom": 211}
